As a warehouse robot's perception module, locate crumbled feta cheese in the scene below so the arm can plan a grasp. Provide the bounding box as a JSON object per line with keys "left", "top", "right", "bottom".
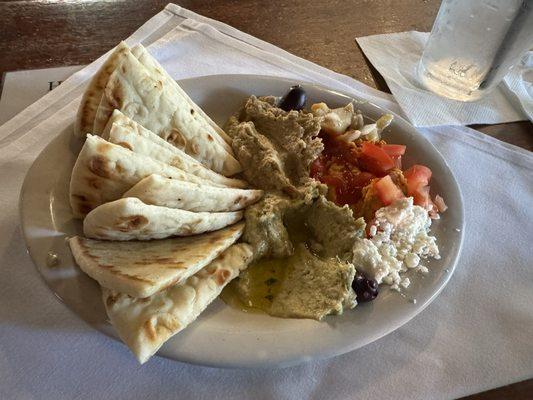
{"left": 404, "top": 253, "right": 420, "bottom": 269}
{"left": 351, "top": 198, "right": 439, "bottom": 288}
{"left": 352, "top": 238, "right": 402, "bottom": 284}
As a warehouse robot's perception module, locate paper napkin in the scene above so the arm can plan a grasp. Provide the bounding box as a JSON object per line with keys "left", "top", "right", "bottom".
{"left": 357, "top": 31, "right": 531, "bottom": 127}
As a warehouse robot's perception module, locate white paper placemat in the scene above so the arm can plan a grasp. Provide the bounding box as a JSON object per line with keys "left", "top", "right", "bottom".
{"left": 0, "top": 65, "right": 84, "bottom": 125}
{"left": 0, "top": 4, "right": 531, "bottom": 400}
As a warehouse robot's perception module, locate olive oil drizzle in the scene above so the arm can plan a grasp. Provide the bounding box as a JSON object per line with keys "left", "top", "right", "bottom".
{"left": 220, "top": 213, "right": 312, "bottom": 314}
{"left": 220, "top": 257, "right": 288, "bottom": 314}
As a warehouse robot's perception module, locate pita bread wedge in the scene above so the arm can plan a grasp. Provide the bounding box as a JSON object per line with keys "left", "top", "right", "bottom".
{"left": 74, "top": 42, "right": 130, "bottom": 138}
{"left": 83, "top": 197, "right": 243, "bottom": 241}
{"left": 102, "top": 243, "right": 253, "bottom": 364}
{"left": 69, "top": 134, "right": 218, "bottom": 218}
{"left": 103, "top": 110, "right": 247, "bottom": 189}
{"left": 123, "top": 174, "right": 263, "bottom": 212}
{"left": 92, "top": 85, "right": 115, "bottom": 135}
{"left": 92, "top": 48, "right": 241, "bottom": 176}
{"left": 131, "top": 44, "right": 233, "bottom": 146}
{"left": 68, "top": 222, "right": 244, "bottom": 298}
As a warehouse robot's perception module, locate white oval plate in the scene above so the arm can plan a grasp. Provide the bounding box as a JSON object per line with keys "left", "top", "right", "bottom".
{"left": 20, "top": 74, "right": 464, "bottom": 368}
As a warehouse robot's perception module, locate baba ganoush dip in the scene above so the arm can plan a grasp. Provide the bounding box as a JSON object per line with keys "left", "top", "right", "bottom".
{"left": 222, "top": 91, "right": 444, "bottom": 320}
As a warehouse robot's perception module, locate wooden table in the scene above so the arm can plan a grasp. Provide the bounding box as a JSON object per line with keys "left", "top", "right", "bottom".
{"left": 0, "top": 0, "right": 531, "bottom": 397}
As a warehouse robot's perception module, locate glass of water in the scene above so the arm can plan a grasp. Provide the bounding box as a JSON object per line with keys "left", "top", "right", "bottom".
{"left": 418, "top": 0, "right": 533, "bottom": 102}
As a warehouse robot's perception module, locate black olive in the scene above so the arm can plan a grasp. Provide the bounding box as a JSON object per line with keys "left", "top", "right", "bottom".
{"left": 352, "top": 272, "right": 379, "bottom": 303}
{"left": 279, "top": 85, "right": 307, "bottom": 111}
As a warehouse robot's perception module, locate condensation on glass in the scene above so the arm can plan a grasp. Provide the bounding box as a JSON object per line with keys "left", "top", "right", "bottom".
{"left": 418, "top": 0, "right": 533, "bottom": 101}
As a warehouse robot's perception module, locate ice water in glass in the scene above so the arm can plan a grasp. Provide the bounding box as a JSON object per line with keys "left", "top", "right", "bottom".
{"left": 418, "top": 0, "right": 533, "bottom": 101}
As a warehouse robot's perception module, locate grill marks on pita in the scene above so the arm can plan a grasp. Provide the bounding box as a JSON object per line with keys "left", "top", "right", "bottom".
{"left": 68, "top": 222, "right": 245, "bottom": 298}
{"left": 69, "top": 134, "right": 223, "bottom": 218}
{"left": 130, "top": 44, "right": 234, "bottom": 147}
{"left": 101, "top": 243, "right": 253, "bottom": 364}
{"left": 83, "top": 197, "right": 244, "bottom": 241}
{"left": 80, "top": 42, "right": 241, "bottom": 176}
{"left": 123, "top": 174, "right": 262, "bottom": 212}
{"left": 67, "top": 42, "right": 263, "bottom": 363}
{"left": 75, "top": 42, "right": 130, "bottom": 139}
{"left": 103, "top": 110, "right": 247, "bottom": 189}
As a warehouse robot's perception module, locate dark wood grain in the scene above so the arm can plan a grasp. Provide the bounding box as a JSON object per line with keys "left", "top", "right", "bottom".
{"left": 1, "top": 0, "right": 530, "bottom": 149}
{"left": 0, "top": 1, "right": 531, "bottom": 397}
{"left": 459, "top": 379, "right": 533, "bottom": 400}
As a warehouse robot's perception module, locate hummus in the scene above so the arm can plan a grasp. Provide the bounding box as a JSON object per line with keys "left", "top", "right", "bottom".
{"left": 270, "top": 245, "right": 356, "bottom": 320}
{"left": 223, "top": 95, "right": 366, "bottom": 320}
{"left": 227, "top": 96, "right": 324, "bottom": 200}
{"left": 242, "top": 193, "right": 305, "bottom": 260}
{"left": 307, "top": 196, "right": 366, "bottom": 260}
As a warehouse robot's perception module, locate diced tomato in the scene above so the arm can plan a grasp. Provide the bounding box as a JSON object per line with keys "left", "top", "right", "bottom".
{"left": 412, "top": 184, "right": 431, "bottom": 208}
{"left": 404, "top": 164, "right": 432, "bottom": 181}
{"left": 321, "top": 174, "right": 344, "bottom": 188}
{"left": 381, "top": 144, "right": 406, "bottom": 157}
{"left": 358, "top": 142, "right": 395, "bottom": 176}
{"left": 346, "top": 171, "right": 375, "bottom": 187}
{"left": 391, "top": 155, "right": 402, "bottom": 169}
{"left": 319, "top": 130, "right": 359, "bottom": 167}
{"left": 335, "top": 186, "right": 359, "bottom": 205}
{"left": 311, "top": 130, "right": 438, "bottom": 213}
{"left": 323, "top": 168, "right": 374, "bottom": 206}
{"left": 404, "top": 165, "right": 432, "bottom": 193}
{"left": 382, "top": 145, "right": 405, "bottom": 169}
{"left": 374, "top": 175, "right": 404, "bottom": 205}
{"left": 335, "top": 171, "right": 376, "bottom": 205}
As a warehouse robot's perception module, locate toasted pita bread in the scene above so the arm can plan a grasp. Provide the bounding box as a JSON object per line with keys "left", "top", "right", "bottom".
{"left": 131, "top": 44, "right": 233, "bottom": 146}
{"left": 103, "top": 110, "right": 247, "bottom": 189}
{"left": 102, "top": 243, "right": 253, "bottom": 363}
{"left": 74, "top": 42, "right": 130, "bottom": 138}
{"left": 92, "top": 48, "right": 241, "bottom": 175}
{"left": 123, "top": 174, "right": 262, "bottom": 212}
{"left": 83, "top": 197, "right": 243, "bottom": 241}
{"left": 92, "top": 85, "right": 115, "bottom": 135}
{"left": 68, "top": 222, "right": 244, "bottom": 298}
{"left": 69, "top": 134, "right": 219, "bottom": 218}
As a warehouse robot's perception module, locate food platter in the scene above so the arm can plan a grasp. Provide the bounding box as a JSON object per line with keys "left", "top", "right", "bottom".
{"left": 20, "top": 74, "right": 464, "bottom": 368}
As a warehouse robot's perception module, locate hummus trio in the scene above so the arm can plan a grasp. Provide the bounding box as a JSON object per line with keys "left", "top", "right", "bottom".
{"left": 222, "top": 96, "right": 366, "bottom": 318}
{"left": 222, "top": 93, "right": 443, "bottom": 318}
{"left": 66, "top": 43, "right": 445, "bottom": 364}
